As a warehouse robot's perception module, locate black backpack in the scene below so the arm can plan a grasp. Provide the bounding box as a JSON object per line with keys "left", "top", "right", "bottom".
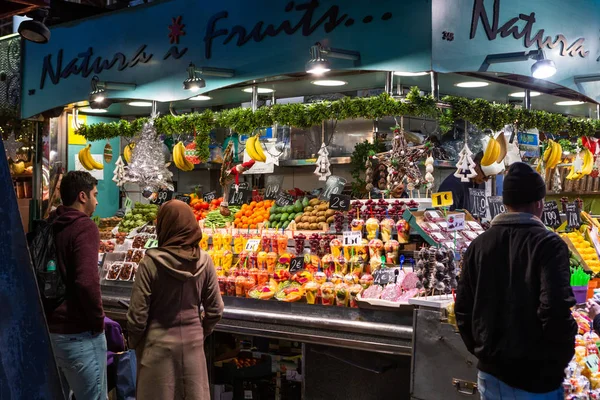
{"left": 28, "top": 219, "right": 66, "bottom": 312}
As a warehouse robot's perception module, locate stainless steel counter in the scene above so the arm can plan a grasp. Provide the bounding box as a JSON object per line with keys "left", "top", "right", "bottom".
{"left": 102, "top": 286, "right": 414, "bottom": 355}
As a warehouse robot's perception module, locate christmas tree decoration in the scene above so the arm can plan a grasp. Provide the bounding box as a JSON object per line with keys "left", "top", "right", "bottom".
{"left": 112, "top": 156, "right": 126, "bottom": 187}
{"left": 314, "top": 143, "right": 331, "bottom": 181}
{"left": 124, "top": 113, "right": 174, "bottom": 193}
{"left": 454, "top": 142, "right": 478, "bottom": 182}
{"left": 3, "top": 131, "right": 23, "bottom": 161}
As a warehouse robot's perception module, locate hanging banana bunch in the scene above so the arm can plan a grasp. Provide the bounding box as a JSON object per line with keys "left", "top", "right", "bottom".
{"left": 566, "top": 148, "right": 594, "bottom": 180}
{"left": 245, "top": 135, "right": 267, "bottom": 162}
{"left": 123, "top": 142, "right": 135, "bottom": 164}
{"left": 480, "top": 132, "right": 508, "bottom": 177}
{"left": 172, "top": 141, "right": 194, "bottom": 171}
{"left": 78, "top": 144, "right": 104, "bottom": 170}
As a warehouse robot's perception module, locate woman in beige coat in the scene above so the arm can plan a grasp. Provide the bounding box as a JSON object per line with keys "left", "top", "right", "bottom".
{"left": 127, "top": 200, "right": 224, "bottom": 399}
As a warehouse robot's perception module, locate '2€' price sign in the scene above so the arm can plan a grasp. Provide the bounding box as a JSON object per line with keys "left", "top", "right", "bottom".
{"left": 329, "top": 194, "right": 351, "bottom": 211}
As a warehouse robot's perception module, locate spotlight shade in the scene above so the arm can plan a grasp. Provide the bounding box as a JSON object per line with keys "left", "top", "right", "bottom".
{"left": 18, "top": 19, "right": 50, "bottom": 44}
{"left": 531, "top": 59, "right": 556, "bottom": 79}
{"left": 183, "top": 77, "right": 205, "bottom": 91}
{"left": 306, "top": 59, "right": 331, "bottom": 75}
{"left": 89, "top": 88, "right": 106, "bottom": 103}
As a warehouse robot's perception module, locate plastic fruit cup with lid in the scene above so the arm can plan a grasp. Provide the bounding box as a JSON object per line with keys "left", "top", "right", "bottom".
{"left": 233, "top": 234, "right": 245, "bottom": 253}
{"left": 320, "top": 282, "right": 335, "bottom": 306}
{"left": 222, "top": 250, "right": 233, "bottom": 271}
{"left": 221, "top": 231, "right": 232, "bottom": 251}
{"left": 212, "top": 232, "right": 223, "bottom": 250}
{"left": 369, "top": 257, "right": 382, "bottom": 272}
{"left": 304, "top": 281, "right": 320, "bottom": 305}
{"left": 244, "top": 276, "right": 256, "bottom": 297}
{"left": 348, "top": 255, "right": 363, "bottom": 277}
{"left": 226, "top": 275, "right": 236, "bottom": 296}
{"left": 368, "top": 239, "right": 384, "bottom": 260}
{"left": 350, "top": 218, "right": 364, "bottom": 232}
{"left": 396, "top": 219, "right": 409, "bottom": 242}
{"left": 365, "top": 217, "right": 379, "bottom": 240}
{"left": 235, "top": 275, "right": 246, "bottom": 297}
{"left": 335, "top": 255, "right": 348, "bottom": 275}
{"left": 257, "top": 269, "right": 269, "bottom": 286}
{"left": 238, "top": 251, "right": 249, "bottom": 268}
{"left": 384, "top": 240, "right": 400, "bottom": 264}
{"left": 380, "top": 218, "right": 395, "bottom": 242}
{"left": 349, "top": 284, "right": 362, "bottom": 308}
{"left": 321, "top": 254, "right": 336, "bottom": 278}
{"left": 249, "top": 251, "right": 258, "bottom": 269}
{"left": 330, "top": 239, "right": 342, "bottom": 258}
{"left": 330, "top": 273, "right": 343, "bottom": 285}
{"left": 248, "top": 267, "right": 259, "bottom": 285}
{"left": 266, "top": 252, "right": 278, "bottom": 274}
{"left": 277, "top": 234, "right": 289, "bottom": 254}
{"left": 314, "top": 270, "right": 327, "bottom": 284}
{"left": 359, "top": 273, "right": 374, "bottom": 289}
{"left": 344, "top": 273, "right": 358, "bottom": 285}
{"left": 199, "top": 234, "right": 209, "bottom": 251}
{"left": 257, "top": 251, "right": 267, "bottom": 269}
{"left": 335, "top": 283, "right": 349, "bottom": 307}
{"left": 217, "top": 275, "right": 226, "bottom": 295}
{"left": 213, "top": 249, "right": 224, "bottom": 267}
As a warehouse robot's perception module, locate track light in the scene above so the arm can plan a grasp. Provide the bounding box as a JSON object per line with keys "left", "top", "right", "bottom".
{"left": 183, "top": 63, "right": 235, "bottom": 91}
{"left": 18, "top": 8, "right": 50, "bottom": 44}
{"left": 479, "top": 49, "right": 556, "bottom": 79}
{"left": 305, "top": 42, "right": 360, "bottom": 75}
{"left": 88, "top": 75, "right": 137, "bottom": 104}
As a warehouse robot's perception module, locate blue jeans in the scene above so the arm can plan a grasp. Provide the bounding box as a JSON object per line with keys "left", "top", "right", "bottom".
{"left": 478, "top": 371, "right": 563, "bottom": 400}
{"left": 50, "top": 332, "right": 107, "bottom": 400}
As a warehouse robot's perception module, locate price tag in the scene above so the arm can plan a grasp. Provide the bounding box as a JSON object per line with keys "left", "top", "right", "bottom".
{"left": 329, "top": 194, "right": 351, "bottom": 211}
{"left": 92, "top": 215, "right": 100, "bottom": 226}
{"left": 431, "top": 191, "right": 453, "bottom": 208}
{"left": 586, "top": 354, "right": 600, "bottom": 373}
{"left": 289, "top": 257, "right": 305, "bottom": 273}
{"left": 487, "top": 196, "right": 506, "bottom": 219}
{"left": 373, "top": 267, "right": 400, "bottom": 285}
{"left": 244, "top": 239, "right": 261, "bottom": 252}
{"left": 343, "top": 231, "right": 362, "bottom": 246}
{"left": 202, "top": 191, "right": 216, "bottom": 203}
{"left": 123, "top": 197, "right": 133, "bottom": 213}
{"left": 468, "top": 188, "right": 487, "bottom": 218}
{"left": 244, "top": 390, "right": 253, "bottom": 399}
{"left": 566, "top": 202, "right": 582, "bottom": 229}
{"left": 265, "top": 175, "right": 284, "bottom": 200}
{"left": 320, "top": 175, "right": 347, "bottom": 201}
{"left": 446, "top": 213, "right": 465, "bottom": 231}
{"left": 144, "top": 239, "right": 159, "bottom": 249}
{"left": 229, "top": 184, "right": 252, "bottom": 206}
{"left": 275, "top": 192, "right": 294, "bottom": 207}
{"left": 541, "top": 201, "right": 561, "bottom": 228}
{"left": 175, "top": 195, "right": 191, "bottom": 204}
{"left": 150, "top": 189, "right": 173, "bottom": 205}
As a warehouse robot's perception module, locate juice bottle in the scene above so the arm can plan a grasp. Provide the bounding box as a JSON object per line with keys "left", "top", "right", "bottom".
{"left": 277, "top": 234, "right": 289, "bottom": 254}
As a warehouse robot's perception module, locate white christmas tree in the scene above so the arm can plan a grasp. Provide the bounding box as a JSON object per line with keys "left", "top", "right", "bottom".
{"left": 112, "top": 156, "right": 126, "bottom": 187}
{"left": 124, "top": 112, "right": 174, "bottom": 192}
{"left": 454, "top": 142, "right": 478, "bottom": 182}
{"left": 314, "top": 142, "right": 331, "bottom": 181}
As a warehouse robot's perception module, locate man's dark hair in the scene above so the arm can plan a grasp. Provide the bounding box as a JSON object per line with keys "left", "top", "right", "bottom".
{"left": 60, "top": 171, "right": 98, "bottom": 206}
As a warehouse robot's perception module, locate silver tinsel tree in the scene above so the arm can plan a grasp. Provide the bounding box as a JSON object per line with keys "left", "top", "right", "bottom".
{"left": 124, "top": 113, "right": 173, "bottom": 193}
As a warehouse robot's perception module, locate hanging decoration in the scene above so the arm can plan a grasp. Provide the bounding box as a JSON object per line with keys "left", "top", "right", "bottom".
{"left": 3, "top": 131, "right": 23, "bottom": 161}
{"left": 424, "top": 156, "right": 435, "bottom": 197}
{"left": 218, "top": 141, "right": 255, "bottom": 216}
{"left": 314, "top": 143, "right": 331, "bottom": 181}
{"left": 124, "top": 112, "right": 174, "bottom": 193}
{"left": 103, "top": 142, "right": 113, "bottom": 163}
{"left": 364, "top": 155, "right": 374, "bottom": 192}
{"left": 123, "top": 142, "right": 135, "bottom": 164}
{"left": 454, "top": 143, "right": 478, "bottom": 183}
{"left": 112, "top": 156, "right": 126, "bottom": 187}
{"left": 173, "top": 141, "right": 194, "bottom": 171}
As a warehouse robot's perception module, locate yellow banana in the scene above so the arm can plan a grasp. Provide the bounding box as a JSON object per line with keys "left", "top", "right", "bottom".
{"left": 543, "top": 141, "right": 553, "bottom": 162}
{"left": 174, "top": 142, "right": 194, "bottom": 171}
{"left": 173, "top": 142, "right": 184, "bottom": 170}
{"left": 78, "top": 146, "right": 94, "bottom": 170}
{"left": 85, "top": 145, "right": 104, "bottom": 170}
{"left": 123, "top": 142, "right": 135, "bottom": 163}
{"left": 245, "top": 136, "right": 262, "bottom": 162}
{"left": 582, "top": 148, "right": 593, "bottom": 175}
{"left": 481, "top": 137, "right": 499, "bottom": 166}
{"left": 495, "top": 133, "right": 507, "bottom": 163}
{"left": 552, "top": 141, "right": 563, "bottom": 168}
{"left": 253, "top": 136, "right": 267, "bottom": 162}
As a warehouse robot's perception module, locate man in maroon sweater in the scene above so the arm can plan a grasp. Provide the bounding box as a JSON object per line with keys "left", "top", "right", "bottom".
{"left": 47, "top": 171, "right": 106, "bottom": 400}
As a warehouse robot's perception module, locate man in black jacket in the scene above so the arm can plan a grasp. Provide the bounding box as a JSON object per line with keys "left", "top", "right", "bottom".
{"left": 456, "top": 162, "right": 576, "bottom": 399}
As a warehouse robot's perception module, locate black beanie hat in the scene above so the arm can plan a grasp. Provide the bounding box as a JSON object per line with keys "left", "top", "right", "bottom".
{"left": 502, "top": 162, "right": 546, "bottom": 206}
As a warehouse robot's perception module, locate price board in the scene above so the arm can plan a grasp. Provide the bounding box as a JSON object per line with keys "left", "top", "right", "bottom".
{"left": 487, "top": 196, "right": 506, "bottom": 220}
{"left": 342, "top": 231, "right": 362, "bottom": 246}
{"left": 150, "top": 189, "right": 174, "bottom": 206}
{"left": 265, "top": 175, "right": 284, "bottom": 200}
{"left": 320, "top": 175, "right": 346, "bottom": 201}
{"left": 289, "top": 257, "right": 305, "bottom": 273}
{"left": 541, "top": 201, "right": 561, "bottom": 228}
{"left": 175, "top": 195, "right": 191, "bottom": 204}
{"left": 228, "top": 183, "right": 252, "bottom": 206}
{"left": 244, "top": 239, "right": 261, "bottom": 252}
{"left": 566, "top": 202, "right": 581, "bottom": 229}
{"left": 275, "top": 192, "right": 295, "bottom": 207}
{"left": 202, "top": 191, "right": 216, "bottom": 203}
{"left": 431, "top": 191, "right": 453, "bottom": 208}
{"left": 329, "top": 194, "right": 351, "bottom": 211}
{"left": 373, "top": 267, "right": 401, "bottom": 286}
{"left": 468, "top": 188, "right": 487, "bottom": 218}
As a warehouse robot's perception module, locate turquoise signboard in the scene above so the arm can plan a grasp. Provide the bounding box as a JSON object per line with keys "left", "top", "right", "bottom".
{"left": 21, "top": 0, "right": 432, "bottom": 118}
{"left": 432, "top": 0, "right": 600, "bottom": 99}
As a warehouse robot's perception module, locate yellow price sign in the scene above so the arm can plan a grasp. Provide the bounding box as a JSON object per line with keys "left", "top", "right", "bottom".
{"left": 432, "top": 191, "right": 453, "bottom": 208}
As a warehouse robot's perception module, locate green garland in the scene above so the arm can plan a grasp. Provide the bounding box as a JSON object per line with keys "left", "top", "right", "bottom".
{"left": 75, "top": 88, "right": 599, "bottom": 156}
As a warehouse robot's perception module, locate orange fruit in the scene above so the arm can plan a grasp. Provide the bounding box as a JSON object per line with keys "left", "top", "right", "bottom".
{"left": 241, "top": 216, "right": 248, "bottom": 224}
{"left": 250, "top": 201, "right": 257, "bottom": 207}
{"left": 250, "top": 223, "right": 257, "bottom": 229}
{"left": 242, "top": 224, "right": 249, "bottom": 229}
{"left": 245, "top": 210, "right": 252, "bottom": 217}
{"left": 257, "top": 201, "right": 264, "bottom": 208}
{"left": 235, "top": 211, "right": 242, "bottom": 218}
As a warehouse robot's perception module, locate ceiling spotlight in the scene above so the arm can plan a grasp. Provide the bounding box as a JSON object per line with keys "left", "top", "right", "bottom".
{"left": 89, "top": 76, "right": 106, "bottom": 103}
{"left": 455, "top": 81, "right": 489, "bottom": 88}
{"left": 183, "top": 63, "right": 235, "bottom": 91}
{"left": 531, "top": 58, "right": 556, "bottom": 79}
{"left": 393, "top": 71, "right": 429, "bottom": 77}
{"left": 305, "top": 42, "right": 360, "bottom": 75}
{"left": 189, "top": 95, "right": 212, "bottom": 101}
{"left": 127, "top": 101, "right": 153, "bottom": 107}
{"left": 555, "top": 100, "right": 585, "bottom": 106}
{"left": 79, "top": 107, "right": 108, "bottom": 114}
{"left": 18, "top": 8, "right": 50, "bottom": 44}
{"left": 311, "top": 80, "right": 348, "bottom": 86}
{"left": 88, "top": 75, "right": 136, "bottom": 104}
{"left": 242, "top": 87, "right": 274, "bottom": 93}
{"left": 509, "top": 91, "right": 541, "bottom": 97}
{"left": 479, "top": 49, "right": 556, "bottom": 79}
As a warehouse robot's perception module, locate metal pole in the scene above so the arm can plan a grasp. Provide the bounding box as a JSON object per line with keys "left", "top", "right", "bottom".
{"left": 430, "top": 71, "right": 439, "bottom": 100}
{"left": 251, "top": 86, "right": 258, "bottom": 112}
{"left": 151, "top": 101, "right": 158, "bottom": 116}
{"left": 384, "top": 71, "right": 393, "bottom": 95}
{"left": 524, "top": 89, "right": 531, "bottom": 110}
{"left": 596, "top": 104, "right": 599, "bottom": 120}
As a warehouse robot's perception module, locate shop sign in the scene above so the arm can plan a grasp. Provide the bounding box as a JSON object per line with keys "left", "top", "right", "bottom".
{"left": 229, "top": 183, "right": 251, "bottom": 206}
{"left": 175, "top": 194, "right": 191, "bottom": 204}
{"left": 517, "top": 132, "right": 540, "bottom": 158}
{"left": 431, "top": 191, "right": 453, "bottom": 208}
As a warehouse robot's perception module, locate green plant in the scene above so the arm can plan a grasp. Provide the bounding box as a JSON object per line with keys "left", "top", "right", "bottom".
{"left": 350, "top": 140, "right": 386, "bottom": 198}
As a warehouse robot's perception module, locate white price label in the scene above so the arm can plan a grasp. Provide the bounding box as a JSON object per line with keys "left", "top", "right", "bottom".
{"left": 446, "top": 213, "right": 465, "bottom": 232}
{"left": 343, "top": 231, "right": 362, "bottom": 246}
{"left": 245, "top": 239, "right": 261, "bottom": 252}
